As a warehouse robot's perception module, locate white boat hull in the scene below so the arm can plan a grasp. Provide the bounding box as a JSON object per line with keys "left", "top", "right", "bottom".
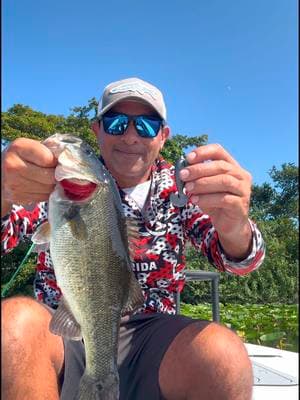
{"left": 245, "top": 343, "right": 299, "bottom": 399}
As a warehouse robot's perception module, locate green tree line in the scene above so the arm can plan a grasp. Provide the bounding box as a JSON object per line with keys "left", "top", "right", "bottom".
{"left": 1, "top": 102, "right": 298, "bottom": 304}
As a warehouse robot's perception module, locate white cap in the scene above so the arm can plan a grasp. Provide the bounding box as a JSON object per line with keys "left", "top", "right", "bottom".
{"left": 97, "top": 77, "right": 167, "bottom": 120}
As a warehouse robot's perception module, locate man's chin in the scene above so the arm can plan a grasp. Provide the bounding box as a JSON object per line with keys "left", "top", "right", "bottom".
{"left": 117, "top": 166, "right": 147, "bottom": 178}
{"left": 113, "top": 164, "right": 150, "bottom": 186}
{"left": 103, "top": 155, "right": 151, "bottom": 184}
{"left": 114, "top": 156, "right": 144, "bottom": 172}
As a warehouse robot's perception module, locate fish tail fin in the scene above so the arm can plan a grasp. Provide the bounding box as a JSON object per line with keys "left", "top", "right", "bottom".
{"left": 76, "top": 372, "right": 119, "bottom": 400}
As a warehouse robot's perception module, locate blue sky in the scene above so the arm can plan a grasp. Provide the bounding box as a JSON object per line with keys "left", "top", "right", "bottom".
{"left": 2, "top": 0, "right": 298, "bottom": 185}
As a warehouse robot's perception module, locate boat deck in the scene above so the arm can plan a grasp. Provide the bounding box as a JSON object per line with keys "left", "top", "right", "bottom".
{"left": 245, "top": 343, "right": 298, "bottom": 399}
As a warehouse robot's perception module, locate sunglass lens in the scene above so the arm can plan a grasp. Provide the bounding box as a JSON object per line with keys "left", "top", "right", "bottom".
{"left": 135, "top": 116, "right": 162, "bottom": 138}
{"left": 103, "top": 115, "right": 128, "bottom": 135}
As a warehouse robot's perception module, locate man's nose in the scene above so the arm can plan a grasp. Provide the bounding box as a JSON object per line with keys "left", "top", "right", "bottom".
{"left": 121, "top": 121, "right": 140, "bottom": 144}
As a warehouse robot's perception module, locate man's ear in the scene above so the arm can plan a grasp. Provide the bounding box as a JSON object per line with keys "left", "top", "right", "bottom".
{"left": 91, "top": 120, "right": 100, "bottom": 135}
{"left": 160, "top": 125, "right": 170, "bottom": 149}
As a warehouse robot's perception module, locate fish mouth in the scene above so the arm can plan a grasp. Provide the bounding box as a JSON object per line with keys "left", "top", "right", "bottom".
{"left": 60, "top": 179, "right": 97, "bottom": 201}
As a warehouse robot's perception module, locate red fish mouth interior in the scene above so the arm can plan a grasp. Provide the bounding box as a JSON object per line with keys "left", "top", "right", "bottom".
{"left": 60, "top": 179, "right": 97, "bottom": 200}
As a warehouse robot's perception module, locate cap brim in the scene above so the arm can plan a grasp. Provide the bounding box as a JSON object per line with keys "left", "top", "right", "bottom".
{"left": 98, "top": 95, "right": 165, "bottom": 120}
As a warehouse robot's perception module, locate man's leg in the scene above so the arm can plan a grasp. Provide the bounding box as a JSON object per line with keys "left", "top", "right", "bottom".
{"left": 1, "top": 296, "right": 64, "bottom": 400}
{"left": 159, "top": 321, "right": 253, "bottom": 400}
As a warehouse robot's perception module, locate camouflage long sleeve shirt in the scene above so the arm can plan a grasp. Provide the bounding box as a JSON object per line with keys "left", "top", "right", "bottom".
{"left": 1, "top": 157, "right": 265, "bottom": 314}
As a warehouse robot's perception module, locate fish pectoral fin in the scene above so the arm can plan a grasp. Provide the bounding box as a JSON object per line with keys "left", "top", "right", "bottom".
{"left": 49, "top": 297, "right": 82, "bottom": 340}
{"left": 68, "top": 215, "right": 88, "bottom": 241}
{"left": 31, "top": 222, "right": 51, "bottom": 245}
{"left": 63, "top": 205, "right": 87, "bottom": 241}
{"left": 121, "top": 271, "right": 144, "bottom": 316}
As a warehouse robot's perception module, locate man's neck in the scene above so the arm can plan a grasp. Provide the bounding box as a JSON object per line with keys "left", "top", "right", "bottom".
{"left": 115, "top": 171, "right": 152, "bottom": 189}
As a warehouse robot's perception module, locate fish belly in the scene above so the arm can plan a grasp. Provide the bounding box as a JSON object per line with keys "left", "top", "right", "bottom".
{"left": 50, "top": 187, "right": 131, "bottom": 393}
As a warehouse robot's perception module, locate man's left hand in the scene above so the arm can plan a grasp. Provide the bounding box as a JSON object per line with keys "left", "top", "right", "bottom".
{"left": 179, "top": 144, "right": 253, "bottom": 260}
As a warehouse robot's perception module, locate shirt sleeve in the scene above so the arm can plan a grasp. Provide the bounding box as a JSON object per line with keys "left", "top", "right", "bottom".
{"left": 34, "top": 250, "right": 62, "bottom": 309}
{"left": 1, "top": 202, "right": 62, "bottom": 309}
{"left": 181, "top": 202, "right": 265, "bottom": 276}
{"left": 1, "top": 202, "right": 48, "bottom": 255}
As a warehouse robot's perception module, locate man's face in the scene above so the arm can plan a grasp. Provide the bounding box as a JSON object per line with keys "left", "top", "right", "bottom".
{"left": 92, "top": 100, "right": 170, "bottom": 188}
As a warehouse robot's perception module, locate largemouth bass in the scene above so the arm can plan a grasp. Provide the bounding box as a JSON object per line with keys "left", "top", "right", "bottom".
{"left": 32, "top": 133, "right": 144, "bottom": 400}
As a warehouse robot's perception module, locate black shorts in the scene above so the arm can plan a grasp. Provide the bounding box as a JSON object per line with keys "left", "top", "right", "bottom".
{"left": 59, "top": 312, "right": 197, "bottom": 400}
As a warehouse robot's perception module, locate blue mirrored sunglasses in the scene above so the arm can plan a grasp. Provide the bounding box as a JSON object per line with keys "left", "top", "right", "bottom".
{"left": 101, "top": 112, "right": 165, "bottom": 138}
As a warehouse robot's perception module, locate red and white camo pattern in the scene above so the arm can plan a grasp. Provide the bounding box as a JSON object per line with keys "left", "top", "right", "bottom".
{"left": 1, "top": 157, "right": 265, "bottom": 314}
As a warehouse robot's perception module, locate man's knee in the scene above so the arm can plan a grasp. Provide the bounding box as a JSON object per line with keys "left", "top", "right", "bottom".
{"left": 2, "top": 296, "right": 50, "bottom": 339}
{"left": 159, "top": 321, "right": 253, "bottom": 400}
{"left": 196, "top": 321, "right": 251, "bottom": 361}
{"left": 198, "top": 323, "right": 253, "bottom": 399}
{"left": 2, "top": 296, "right": 64, "bottom": 374}
{"left": 198, "top": 322, "right": 253, "bottom": 374}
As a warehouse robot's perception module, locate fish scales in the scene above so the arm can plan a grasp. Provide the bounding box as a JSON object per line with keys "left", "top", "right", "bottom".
{"left": 50, "top": 185, "right": 130, "bottom": 381}
{"left": 33, "top": 133, "right": 144, "bottom": 400}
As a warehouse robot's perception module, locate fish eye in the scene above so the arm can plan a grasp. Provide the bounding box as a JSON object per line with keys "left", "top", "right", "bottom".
{"left": 63, "top": 137, "right": 80, "bottom": 144}
{"left": 82, "top": 145, "right": 94, "bottom": 155}
{"left": 84, "top": 148, "right": 93, "bottom": 155}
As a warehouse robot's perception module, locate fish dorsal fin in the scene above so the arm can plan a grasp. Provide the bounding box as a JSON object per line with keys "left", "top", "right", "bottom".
{"left": 119, "top": 216, "right": 148, "bottom": 262}
{"left": 31, "top": 222, "right": 51, "bottom": 245}
{"left": 49, "top": 297, "right": 82, "bottom": 340}
{"left": 125, "top": 217, "right": 142, "bottom": 240}
{"left": 122, "top": 270, "right": 145, "bottom": 316}
{"left": 125, "top": 217, "right": 152, "bottom": 260}
{"left": 111, "top": 215, "right": 145, "bottom": 315}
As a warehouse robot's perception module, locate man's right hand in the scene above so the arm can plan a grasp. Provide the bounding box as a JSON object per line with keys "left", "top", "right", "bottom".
{"left": 1, "top": 138, "right": 57, "bottom": 217}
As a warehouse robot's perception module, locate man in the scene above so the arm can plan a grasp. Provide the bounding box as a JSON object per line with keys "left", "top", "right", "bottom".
{"left": 1, "top": 77, "right": 265, "bottom": 400}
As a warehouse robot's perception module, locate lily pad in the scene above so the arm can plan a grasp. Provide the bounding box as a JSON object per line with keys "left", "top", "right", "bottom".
{"left": 259, "top": 331, "right": 286, "bottom": 342}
